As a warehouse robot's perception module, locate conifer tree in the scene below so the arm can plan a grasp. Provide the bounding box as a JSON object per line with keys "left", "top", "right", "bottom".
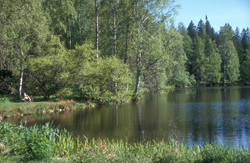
{"left": 242, "top": 46, "right": 250, "bottom": 82}
{"left": 225, "top": 41, "right": 240, "bottom": 84}
{"left": 197, "top": 19, "right": 206, "bottom": 39}
{"left": 204, "top": 36, "right": 222, "bottom": 85}
{"left": 219, "top": 24, "right": 234, "bottom": 85}
{"left": 233, "top": 27, "right": 244, "bottom": 81}
{"left": 187, "top": 21, "right": 198, "bottom": 40}
{"left": 192, "top": 37, "right": 206, "bottom": 85}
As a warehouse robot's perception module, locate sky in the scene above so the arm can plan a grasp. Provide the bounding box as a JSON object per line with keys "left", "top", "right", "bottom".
{"left": 174, "top": 0, "right": 250, "bottom": 32}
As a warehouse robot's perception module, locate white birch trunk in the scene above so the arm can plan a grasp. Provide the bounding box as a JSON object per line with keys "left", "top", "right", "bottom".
{"left": 113, "top": 12, "right": 116, "bottom": 56}
{"left": 78, "top": 12, "right": 81, "bottom": 34}
{"left": 134, "top": 4, "right": 144, "bottom": 96}
{"left": 113, "top": 2, "right": 117, "bottom": 93}
{"left": 68, "top": 17, "right": 72, "bottom": 49}
{"left": 18, "top": 51, "right": 24, "bottom": 100}
{"left": 95, "top": 0, "right": 99, "bottom": 61}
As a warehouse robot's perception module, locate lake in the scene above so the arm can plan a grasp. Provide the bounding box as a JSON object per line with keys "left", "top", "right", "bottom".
{"left": 8, "top": 86, "right": 250, "bottom": 147}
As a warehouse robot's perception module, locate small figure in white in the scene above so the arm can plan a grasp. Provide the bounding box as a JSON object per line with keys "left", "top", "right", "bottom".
{"left": 24, "top": 92, "right": 31, "bottom": 102}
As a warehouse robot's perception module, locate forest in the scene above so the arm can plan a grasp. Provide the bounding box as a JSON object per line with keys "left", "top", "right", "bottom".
{"left": 0, "top": 0, "right": 250, "bottom": 103}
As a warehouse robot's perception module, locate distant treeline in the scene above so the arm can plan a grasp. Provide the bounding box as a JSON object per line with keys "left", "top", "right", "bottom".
{"left": 0, "top": 0, "right": 249, "bottom": 103}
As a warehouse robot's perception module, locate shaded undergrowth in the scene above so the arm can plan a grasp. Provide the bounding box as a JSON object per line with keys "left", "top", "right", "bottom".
{"left": 0, "top": 121, "right": 250, "bottom": 162}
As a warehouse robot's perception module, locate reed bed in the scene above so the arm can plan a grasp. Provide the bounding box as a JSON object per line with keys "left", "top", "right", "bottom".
{"left": 0, "top": 121, "right": 250, "bottom": 162}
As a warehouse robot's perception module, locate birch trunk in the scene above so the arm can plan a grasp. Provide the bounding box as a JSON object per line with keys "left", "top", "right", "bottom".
{"left": 134, "top": 2, "right": 144, "bottom": 96}
{"left": 223, "top": 40, "right": 227, "bottom": 86}
{"left": 95, "top": 0, "right": 99, "bottom": 61}
{"left": 134, "top": 50, "right": 141, "bottom": 95}
{"left": 113, "top": 9, "right": 117, "bottom": 93}
{"left": 113, "top": 12, "right": 116, "bottom": 56}
{"left": 134, "top": 17, "right": 143, "bottom": 95}
{"left": 68, "top": 17, "right": 72, "bottom": 49}
{"left": 18, "top": 51, "right": 24, "bottom": 100}
{"left": 78, "top": 12, "right": 81, "bottom": 34}
{"left": 125, "top": 1, "right": 131, "bottom": 64}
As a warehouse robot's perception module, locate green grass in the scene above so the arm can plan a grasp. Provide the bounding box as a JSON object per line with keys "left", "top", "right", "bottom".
{"left": 0, "top": 99, "right": 83, "bottom": 119}
{"left": 1, "top": 121, "right": 250, "bottom": 163}
{"left": 0, "top": 102, "right": 50, "bottom": 110}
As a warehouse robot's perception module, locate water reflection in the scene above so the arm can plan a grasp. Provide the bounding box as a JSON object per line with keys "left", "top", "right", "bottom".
{"left": 6, "top": 86, "right": 250, "bottom": 147}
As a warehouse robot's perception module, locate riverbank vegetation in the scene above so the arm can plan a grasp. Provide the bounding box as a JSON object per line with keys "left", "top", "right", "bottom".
{"left": 0, "top": 121, "right": 250, "bottom": 162}
{"left": 0, "top": 0, "right": 249, "bottom": 104}
{"left": 0, "top": 98, "right": 92, "bottom": 119}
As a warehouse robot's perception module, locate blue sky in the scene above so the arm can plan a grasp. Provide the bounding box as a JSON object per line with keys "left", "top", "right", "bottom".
{"left": 174, "top": 0, "right": 250, "bottom": 32}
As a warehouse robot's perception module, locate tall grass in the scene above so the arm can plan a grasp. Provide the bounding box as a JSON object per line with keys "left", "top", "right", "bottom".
{"left": 0, "top": 100, "right": 79, "bottom": 119}
{"left": 1, "top": 121, "right": 250, "bottom": 162}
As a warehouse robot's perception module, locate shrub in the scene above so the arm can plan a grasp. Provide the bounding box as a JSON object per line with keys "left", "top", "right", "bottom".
{"left": 19, "top": 132, "right": 53, "bottom": 160}
{"left": 0, "top": 97, "right": 9, "bottom": 104}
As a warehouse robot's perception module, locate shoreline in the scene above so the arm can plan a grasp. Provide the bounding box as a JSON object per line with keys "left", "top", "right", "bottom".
{"left": 0, "top": 100, "right": 95, "bottom": 121}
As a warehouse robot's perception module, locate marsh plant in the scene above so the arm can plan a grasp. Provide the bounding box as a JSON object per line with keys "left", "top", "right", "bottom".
{"left": 1, "top": 121, "right": 250, "bottom": 162}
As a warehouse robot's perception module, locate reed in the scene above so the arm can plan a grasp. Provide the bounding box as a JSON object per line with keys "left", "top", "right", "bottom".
{"left": 1, "top": 121, "right": 250, "bottom": 162}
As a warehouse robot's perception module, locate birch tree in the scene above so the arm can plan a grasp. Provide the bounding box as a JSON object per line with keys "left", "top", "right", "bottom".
{"left": 0, "top": 0, "right": 57, "bottom": 99}
{"left": 132, "top": 0, "right": 179, "bottom": 96}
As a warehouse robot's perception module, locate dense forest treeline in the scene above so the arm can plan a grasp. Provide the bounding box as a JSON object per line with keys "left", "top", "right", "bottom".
{"left": 0, "top": 0, "right": 249, "bottom": 103}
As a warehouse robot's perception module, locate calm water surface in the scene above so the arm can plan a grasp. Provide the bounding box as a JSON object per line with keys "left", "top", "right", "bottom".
{"left": 9, "top": 86, "right": 250, "bottom": 147}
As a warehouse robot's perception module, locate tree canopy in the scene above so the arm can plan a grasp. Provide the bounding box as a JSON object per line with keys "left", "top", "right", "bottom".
{"left": 1, "top": 0, "right": 249, "bottom": 102}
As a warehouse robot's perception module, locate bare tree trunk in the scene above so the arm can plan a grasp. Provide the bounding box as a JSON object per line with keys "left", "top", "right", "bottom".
{"left": 68, "top": 18, "right": 71, "bottom": 49}
{"left": 112, "top": 1, "right": 118, "bottom": 94}
{"left": 18, "top": 51, "right": 24, "bottom": 100}
{"left": 78, "top": 12, "right": 81, "bottom": 34}
{"left": 134, "top": 25, "right": 143, "bottom": 95}
{"left": 113, "top": 12, "right": 116, "bottom": 56}
{"left": 223, "top": 42, "right": 227, "bottom": 86}
{"left": 134, "top": 50, "right": 141, "bottom": 95}
{"left": 134, "top": 2, "right": 144, "bottom": 96}
{"left": 125, "top": 1, "right": 131, "bottom": 64}
{"left": 95, "top": 0, "right": 99, "bottom": 61}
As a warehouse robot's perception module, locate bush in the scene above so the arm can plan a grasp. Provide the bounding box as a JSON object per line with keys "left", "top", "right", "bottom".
{"left": 19, "top": 132, "right": 52, "bottom": 160}
{"left": 0, "top": 97, "right": 10, "bottom": 104}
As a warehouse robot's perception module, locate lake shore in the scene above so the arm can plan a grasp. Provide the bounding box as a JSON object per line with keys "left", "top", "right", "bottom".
{"left": 0, "top": 121, "right": 250, "bottom": 163}
{"left": 0, "top": 99, "right": 95, "bottom": 120}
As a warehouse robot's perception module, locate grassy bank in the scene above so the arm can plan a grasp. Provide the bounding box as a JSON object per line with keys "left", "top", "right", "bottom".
{"left": 0, "top": 122, "right": 250, "bottom": 163}
{"left": 0, "top": 99, "right": 93, "bottom": 120}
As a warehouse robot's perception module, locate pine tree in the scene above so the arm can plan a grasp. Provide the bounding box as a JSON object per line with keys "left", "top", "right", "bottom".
{"left": 187, "top": 21, "right": 198, "bottom": 40}
{"left": 219, "top": 24, "right": 234, "bottom": 85}
{"left": 204, "top": 36, "right": 222, "bottom": 85}
{"left": 233, "top": 27, "right": 244, "bottom": 81}
{"left": 192, "top": 37, "right": 206, "bottom": 85}
{"left": 178, "top": 22, "right": 193, "bottom": 76}
{"left": 197, "top": 19, "right": 206, "bottom": 39}
{"left": 205, "top": 16, "right": 212, "bottom": 38}
{"left": 242, "top": 46, "right": 250, "bottom": 82}
{"left": 225, "top": 41, "right": 240, "bottom": 84}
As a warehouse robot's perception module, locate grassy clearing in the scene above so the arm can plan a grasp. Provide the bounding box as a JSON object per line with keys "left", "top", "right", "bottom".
{"left": 0, "top": 99, "right": 90, "bottom": 119}
{"left": 0, "top": 121, "right": 250, "bottom": 163}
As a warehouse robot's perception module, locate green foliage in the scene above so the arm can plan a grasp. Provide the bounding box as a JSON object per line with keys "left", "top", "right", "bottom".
{"left": 192, "top": 37, "right": 206, "bottom": 84}
{"left": 1, "top": 121, "right": 250, "bottom": 162}
{"left": 0, "top": 96, "right": 10, "bottom": 104}
{"left": 242, "top": 46, "right": 250, "bottom": 82}
{"left": 17, "top": 132, "right": 52, "bottom": 160}
{"left": 25, "top": 50, "right": 69, "bottom": 98}
{"left": 80, "top": 56, "right": 132, "bottom": 103}
{"left": 225, "top": 41, "right": 240, "bottom": 83}
{"left": 0, "top": 0, "right": 248, "bottom": 102}
{"left": 204, "top": 36, "right": 222, "bottom": 84}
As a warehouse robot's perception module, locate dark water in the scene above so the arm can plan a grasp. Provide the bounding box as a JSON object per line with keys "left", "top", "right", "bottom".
{"left": 8, "top": 86, "right": 250, "bottom": 147}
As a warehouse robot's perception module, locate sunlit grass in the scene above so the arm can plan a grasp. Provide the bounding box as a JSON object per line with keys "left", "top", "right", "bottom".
{"left": 0, "top": 100, "right": 80, "bottom": 119}
{"left": 1, "top": 121, "right": 250, "bottom": 162}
